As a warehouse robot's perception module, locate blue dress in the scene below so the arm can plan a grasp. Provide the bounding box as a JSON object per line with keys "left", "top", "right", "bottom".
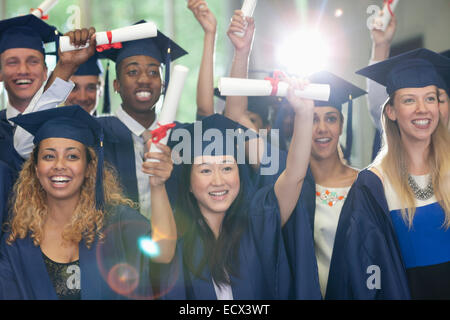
{"left": 0, "top": 205, "right": 157, "bottom": 300}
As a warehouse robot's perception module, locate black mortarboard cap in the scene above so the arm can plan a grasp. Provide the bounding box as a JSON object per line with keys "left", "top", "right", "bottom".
{"left": 0, "top": 14, "right": 57, "bottom": 56}
{"left": 99, "top": 20, "right": 188, "bottom": 93}
{"left": 168, "top": 114, "right": 257, "bottom": 164}
{"left": 10, "top": 106, "right": 105, "bottom": 210}
{"left": 356, "top": 48, "right": 450, "bottom": 96}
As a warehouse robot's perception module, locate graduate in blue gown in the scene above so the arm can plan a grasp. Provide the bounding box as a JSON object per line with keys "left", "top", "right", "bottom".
{"left": 0, "top": 105, "right": 176, "bottom": 300}
{"left": 97, "top": 22, "right": 187, "bottom": 214}
{"left": 282, "top": 71, "right": 367, "bottom": 300}
{"left": 327, "top": 48, "right": 450, "bottom": 299}
{"left": 162, "top": 75, "right": 320, "bottom": 300}
{"left": 0, "top": 14, "right": 58, "bottom": 175}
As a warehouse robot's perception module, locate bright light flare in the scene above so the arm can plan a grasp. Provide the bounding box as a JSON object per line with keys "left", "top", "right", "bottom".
{"left": 334, "top": 9, "right": 343, "bottom": 18}
{"left": 276, "top": 29, "right": 330, "bottom": 77}
{"left": 138, "top": 236, "right": 160, "bottom": 257}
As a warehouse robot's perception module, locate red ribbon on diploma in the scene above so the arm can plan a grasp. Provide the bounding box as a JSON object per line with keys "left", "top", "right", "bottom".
{"left": 265, "top": 70, "right": 286, "bottom": 96}
{"left": 30, "top": 8, "right": 49, "bottom": 20}
{"left": 384, "top": 0, "right": 395, "bottom": 17}
{"left": 151, "top": 122, "right": 176, "bottom": 144}
{"left": 96, "top": 31, "right": 123, "bottom": 52}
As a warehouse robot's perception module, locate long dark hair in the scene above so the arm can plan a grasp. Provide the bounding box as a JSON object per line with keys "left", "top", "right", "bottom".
{"left": 174, "top": 162, "right": 248, "bottom": 286}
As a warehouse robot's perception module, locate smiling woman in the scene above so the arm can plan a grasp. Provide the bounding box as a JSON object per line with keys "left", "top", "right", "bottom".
{"left": 326, "top": 48, "right": 450, "bottom": 299}
{"left": 0, "top": 105, "right": 177, "bottom": 300}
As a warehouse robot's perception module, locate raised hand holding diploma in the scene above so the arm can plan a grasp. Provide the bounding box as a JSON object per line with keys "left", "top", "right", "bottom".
{"left": 145, "top": 65, "right": 189, "bottom": 169}
{"left": 373, "top": 0, "right": 399, "bottom": 32}
{"left": 30, "top": 0, "right": 58, "bottom": 19}
{"left": 227, "top": 11, "right": 255, "bottom": 55}
{"left": 59, "top": 22, "right": 158, "bottom": 52}
{"left": 235, "top": 0, "right": 257, "bottom": 37}
{"left": 218, "top": 77, "right": 330, "bottom": 102}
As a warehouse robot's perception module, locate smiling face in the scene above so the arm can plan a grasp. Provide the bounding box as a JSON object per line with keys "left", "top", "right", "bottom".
{"left": 0, "top": 48, "right": 47, "bottom": 111}
{"left": 113, "top": 55, "right": 162, "bottom": 118}
{"left": 66, "top": 75, "right": 100, "bottom": 114}
{"left": 190, "top": 155, "right": 240, "bottom": 219}
{"left": 311, "top": 106, "right": 343, "bottom": 161}
{"left": 35, "top": 138, "right": 89, "bottom": 205}
{"left": 386, "top": 85, "right": 440, "bottom": 144}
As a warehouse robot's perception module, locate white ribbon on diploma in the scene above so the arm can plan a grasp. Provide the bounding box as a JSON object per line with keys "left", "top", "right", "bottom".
{"left": 218, "top": 77, "right": 330, "bottom": 101}
{"left": 59, "top": 22, "right": 158, "bottom": 52}
{"left": 373, "top": 0, "right": 399, "bottom": 32}
{"left": 235, "top": 0, "right": 258, "bottom": 38}
{"left": 30, "top": 0, "right": 59, "bottom": 19}
{"left": 147, "top": 65, "right": 190, "bottom": 166}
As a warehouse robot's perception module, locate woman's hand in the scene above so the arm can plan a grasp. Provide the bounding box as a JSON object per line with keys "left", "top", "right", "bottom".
{"left": 284, "top": 77, "right": 315, "bottom": 116}
{"left": 188, "top": 0, "right": 217, "bottom": 35}
{"left": 142, "top": 142, "right": 174, "bottom": 187}
{"left": 226, "top": 10, "right": 255, "bottom": 55}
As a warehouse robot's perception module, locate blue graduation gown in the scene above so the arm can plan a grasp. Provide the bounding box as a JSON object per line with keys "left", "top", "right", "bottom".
{"left": 96, "top": 116, "right": 140, "bottom": 204}
{"left": 0, "top": 205, "right": 155, "bottom": 300}
{"left": 281, "top": 168, "right": 322, "bottom": 300}
{"left": 325, "top": 170, "right": 411, "bottom": 299}
{"left": 0, "top": 160, "right": 13, "bottom": 237}
{"left": 162, "top": 184, "right": 293, "bottom": 300}
{"left": 0, "top": 110, "right": 24, "bottom": 176}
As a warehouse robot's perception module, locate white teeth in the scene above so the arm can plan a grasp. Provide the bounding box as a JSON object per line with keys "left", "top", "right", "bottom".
{"left": 136, "top": 91, "right": 151, "bottom": 98}
{"left": 15, "top": 79, "right": 32, "bottom": 85}
{"left": 316, "top": 138, "right": 331, "bottom": 143}
{"left": 413, "top": 120, "right": 430, "bottom": 126}
{"left": 51, "top": 176, "right": 71, "bottom": 183}
{"left": 209, "top": 191, "right": 227, "bottom": 196}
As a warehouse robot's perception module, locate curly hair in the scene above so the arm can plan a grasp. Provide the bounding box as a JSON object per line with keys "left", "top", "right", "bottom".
{"left": 6, "top": 145, "right": 136, "bottom": 248}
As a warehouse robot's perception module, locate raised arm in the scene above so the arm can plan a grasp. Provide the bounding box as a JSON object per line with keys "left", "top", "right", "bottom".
{"left": 188, "top": 0, "right": 217, "bottom": 119}
{"left": 142, "top": 143, "right": 177, "bottom": 264}
{"left": 274, "top": 78, "right": 314, "bottom": 226}
{"left": 367, "top": 16, "right": 397, "bottom": 131}
{"left": 224, "top": 10, "right": 256, "bottom": 131}
{"left": 44, "top": 27, "right": 97, "bottom": 91}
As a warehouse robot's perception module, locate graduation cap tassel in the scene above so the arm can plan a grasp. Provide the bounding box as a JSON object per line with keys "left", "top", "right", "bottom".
{"left": 164, "top": 45, "right": 171, "bottom": 95}
{"left": 343, "top": 98, "right": 353, "bottom": 162}
{"left": 102, "top": 62, "right": 111, "bottom": 114}
{"left": 95, "top": 131, "right": 105, "bottom": 211}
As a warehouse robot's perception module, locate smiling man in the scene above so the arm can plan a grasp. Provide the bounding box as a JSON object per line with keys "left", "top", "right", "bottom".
{"left": 97, "top": 23, "right": 187, "bottom": 219}
{"left": 0, "top": 14, "right": 57, "bottom": 173}
{"left": 64, "top": 54, "right": 104, "bottom": 116}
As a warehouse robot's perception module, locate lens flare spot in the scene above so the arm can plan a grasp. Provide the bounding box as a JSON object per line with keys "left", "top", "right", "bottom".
{"left": 107, "top": 263, "right": 139, "bottom": 296}
{"left": 139, "top": 236, "right": 160, "bottom": 257}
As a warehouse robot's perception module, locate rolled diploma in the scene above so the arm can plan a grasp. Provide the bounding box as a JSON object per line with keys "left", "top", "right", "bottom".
{"left": 374, "top": 0, "right": 399, "bottom": 32}
{"left": 235, "top": 0, "right": 258, "bottom": 37}
{"left": 59, "top": 22, "right": 158, "bottom": 52}
{"left": 218, "top": 77, "right": 330, "bottom": 101}
{"left": 148, "top": 65, "right": 190, "bottom": 162}
{"left": 30, "top": 0, "right": 59, "bottom": 18}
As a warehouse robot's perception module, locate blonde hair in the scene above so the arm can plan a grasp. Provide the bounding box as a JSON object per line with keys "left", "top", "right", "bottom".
{"left": 7, "top": 146, "right": 135, "bottom": 247}
{"left": 376, "top": 92, "right": 450, "bottom": 229}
